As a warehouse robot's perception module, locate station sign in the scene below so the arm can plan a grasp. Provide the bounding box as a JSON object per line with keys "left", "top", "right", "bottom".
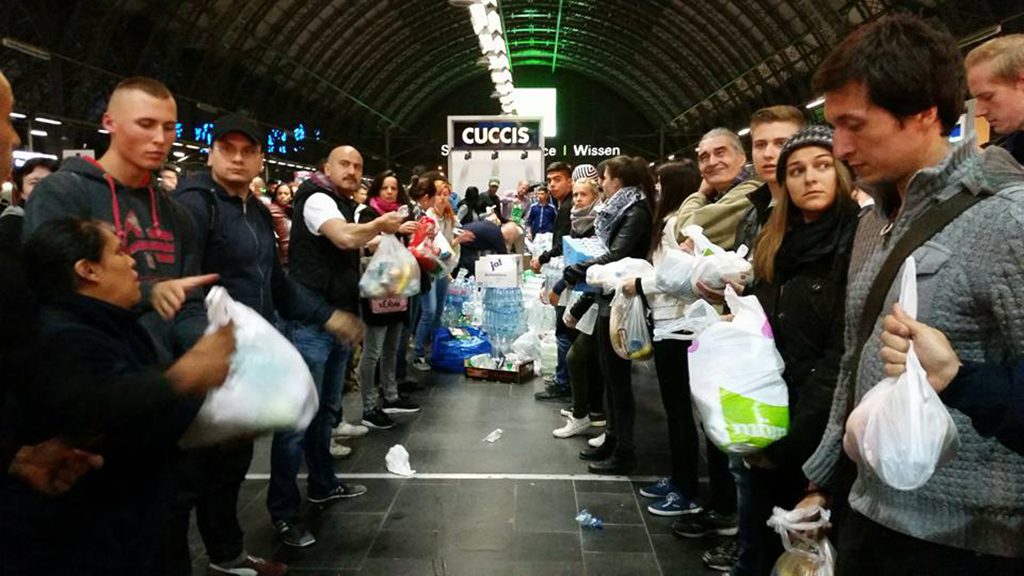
{"left": 450, "top": 118, "right": 543, "bottom": 150}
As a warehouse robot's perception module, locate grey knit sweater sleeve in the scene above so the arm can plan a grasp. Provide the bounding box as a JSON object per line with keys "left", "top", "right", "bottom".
{"left": 803, "top": 142, "right": 1024, "bottom": 558}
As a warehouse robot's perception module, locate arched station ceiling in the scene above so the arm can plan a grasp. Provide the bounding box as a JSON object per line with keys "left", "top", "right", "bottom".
{"left": 2, "top": 0, "right": 1021, "bottom": 166}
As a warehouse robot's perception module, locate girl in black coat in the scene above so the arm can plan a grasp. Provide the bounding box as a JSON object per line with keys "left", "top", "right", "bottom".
{"left": 741, "top": 126, "right": 859, "bottom": 575}
{"left": 563, "top": 156, "right": 654, "bottom": 474}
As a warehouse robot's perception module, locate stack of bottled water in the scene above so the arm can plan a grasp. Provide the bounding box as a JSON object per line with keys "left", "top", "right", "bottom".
{"left": 442, "top": 270, "right": 475, "bottom": 327}
{"left": 483, "top": 286, "right": 525, "bottom": 355}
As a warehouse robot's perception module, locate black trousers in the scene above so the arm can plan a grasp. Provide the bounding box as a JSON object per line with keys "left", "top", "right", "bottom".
{"left": 838, "top": 510, "right": 1024, "bottom": 576}
{"left": 567, "top": 331, "right": 605, "bottom": 419}
{"left": 652, "top": 339, "right": 701, "bottom": 500}
{"left": 745, "top": 464, "right": 808, "bottom": 575}
{"left": 596, "top": 315, "right": 634, "bottom": 455}
{"left": 161, "top": 439, "right": 254, "bottom": 574}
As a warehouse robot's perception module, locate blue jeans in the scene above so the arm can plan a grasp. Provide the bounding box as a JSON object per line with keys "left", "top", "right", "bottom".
{"left": 413, "top": 276, "right": 449, "bottom": 358}
{"left": 267, "top": 321, "right": 350, "bottom": 523}
{"left": 554, "top": 306, "right": 571, "bottom": 389}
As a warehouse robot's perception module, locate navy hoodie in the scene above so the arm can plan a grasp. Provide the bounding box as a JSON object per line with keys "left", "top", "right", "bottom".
{"left": 175, "top": 171, "right": 333, "bottom": 327}
{"left": 23, "top": 157, "right": 206, "bottom": 361}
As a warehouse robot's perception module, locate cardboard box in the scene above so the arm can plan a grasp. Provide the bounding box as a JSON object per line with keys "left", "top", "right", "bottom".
{"left": 563, "top": 237, "right": 607, "bottom": 293}
{"left": 465, "top": 360, "right": 535, "bottom": 384}
{"left": 475, "top": 254, "right": 522, "bottom": 287}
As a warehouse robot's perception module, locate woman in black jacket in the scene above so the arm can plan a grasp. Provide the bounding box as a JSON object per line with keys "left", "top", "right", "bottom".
{"left": 563, "top": 156, "right": 654, "bottom": 474}
{"left": 1, "top": 218, "right": 233, "bottom": 576}
{"left": 741, "top": 126, "right": 859, "bottom": 575}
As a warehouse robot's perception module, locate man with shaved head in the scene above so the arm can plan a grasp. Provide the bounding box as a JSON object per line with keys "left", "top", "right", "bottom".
{"left": 267, "top": 144, "right": 402, "bottom": 548}
{"left": 25, "top": 76, "right": 212, "bottom": 361}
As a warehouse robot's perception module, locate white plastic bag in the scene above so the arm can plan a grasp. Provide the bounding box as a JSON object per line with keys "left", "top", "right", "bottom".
{"left": 653, "top": 299, "right": 721, "bottom": 342}
{"left": 609, "top": 289, "right": 653, "bottom": 360}
{"left": 561, "top": 290, "right": 598, "bottom": 336}
{"left": 767, "top": 506, "right": 835, "bottom": 576}
{"left": 654, "top": 248, "right": 697, "bottom": 299}
{"left": 843, "top": 257, "right": 959, "bottom": 490}
{"left": 512, "top": 331, "right": 542, "bottom": 361}
{"left": 526, "top": 301, "right": 556, "bottom": 334}
{"left": 385, "top": 444, "right": 415, "bottom": 477}
{"left": 688, "top": 286, "right": 788, "bottom": 453}
{"left": 681, "top": 224, "right": 753, "bottom": 292}
{"left": 359, "top": 234, "right": 421, "bottom": 298}
{"left": 585, "top": 258, "right": 655, "bottom": 294}
{"left": 179, "top": 287, "right": 319, "bottom": 448}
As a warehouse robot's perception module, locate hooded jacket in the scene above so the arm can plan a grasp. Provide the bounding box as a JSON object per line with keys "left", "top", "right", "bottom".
{"left": 175, "top": 172, "right": 332, "bottom": 327}
{"left": 23, "top": 157, "right": 206, "bottom": 361}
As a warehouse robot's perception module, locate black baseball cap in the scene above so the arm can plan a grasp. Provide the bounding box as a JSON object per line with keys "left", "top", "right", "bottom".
{"left": 212, "top": 113, "right": 265, "bottom": 147}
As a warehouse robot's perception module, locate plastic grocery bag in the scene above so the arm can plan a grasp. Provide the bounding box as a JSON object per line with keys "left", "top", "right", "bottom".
{"left": 843, "top": 257, "right": 959, "bottom": 490}
{"left": 527, "top": 301, "right": 556, "bottom": 334}
{"left": 178, "top": 287, "right": 318, "bottom": 448}
{"left": 512, "top": 331, "right": 542, "bottom": 361}
{"left": 654, "top": 248, "right": 697, "bottom": 299}
{"left": 653, "top": 299, "right": 721, "bottom": 342}
{"left": 688, "top": 286, "right": 789, "bottom": 453}
{"left": 767, "top": 506, "right": 835, "bottom": 576}
{"left": 586, "top": 258, "right": 655, "bottom": 295}
{"left": 385, "top": 444, "right": 415, "bottom": 477}
{"left": 359, "top": 234, "right": 421, "bottom": 298}
{"left": 609, "top": 289, "right": 654, "bottom": 360}
{"left": 431, "top": 326, "right": 492, "bottom": 373}
{"left": 680, "top": 224, "right": 753, "bottom": 292}
{"left": 408, "top": 216, "right": 442, "bottom": 275}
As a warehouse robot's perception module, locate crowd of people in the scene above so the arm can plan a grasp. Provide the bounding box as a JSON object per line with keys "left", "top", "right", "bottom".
{"left": 0, "top": 12, "right": 1022, "bottom": 576}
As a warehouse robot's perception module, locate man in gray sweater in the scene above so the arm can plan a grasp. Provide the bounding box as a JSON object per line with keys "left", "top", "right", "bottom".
{"left": 798, "top": 14, "right": 1024, "bottom": 573}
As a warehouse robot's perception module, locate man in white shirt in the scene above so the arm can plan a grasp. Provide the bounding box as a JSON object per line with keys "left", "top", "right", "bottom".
{"left": 266, "top": 145, "right": 402, "bottom": 548}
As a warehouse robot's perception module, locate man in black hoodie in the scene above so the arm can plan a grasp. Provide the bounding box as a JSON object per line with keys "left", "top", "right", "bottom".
{"left": 169, "top": 115, "right": 352, "bottom": 576}
{"left": 24, "top": 76, "right": 214, "bottom": 362}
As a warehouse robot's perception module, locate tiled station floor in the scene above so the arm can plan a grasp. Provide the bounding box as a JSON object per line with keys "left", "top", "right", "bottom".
{"left": 187, "top": 363, "right": 725, "bottom": 575}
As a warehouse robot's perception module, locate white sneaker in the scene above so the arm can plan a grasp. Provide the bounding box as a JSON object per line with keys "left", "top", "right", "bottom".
{"left": 588, "top": 433, "right": 606, "bottom": 448}
{"left": 333, "top": 421, "right": 369, "bottom": 438}
{"left": 553, "top": 416, "right": 591, "bottom": 438}
{"left": 329, "top": 440, "right": 352, "bottom": 459}
{"left": 559, "top": 408, "right": 572, "bottom": 417}
{"left": 412, "top": 357, "right": 431, "bottom": 372}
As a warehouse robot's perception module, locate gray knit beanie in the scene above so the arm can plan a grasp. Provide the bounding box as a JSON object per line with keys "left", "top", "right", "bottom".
{"left": 776, "top": 125, "right": 834, "bottom": 185}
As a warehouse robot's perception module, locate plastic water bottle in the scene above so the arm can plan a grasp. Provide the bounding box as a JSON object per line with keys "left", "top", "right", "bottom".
{"left": 575, "top": 509, "right": 603, "bottom": 529}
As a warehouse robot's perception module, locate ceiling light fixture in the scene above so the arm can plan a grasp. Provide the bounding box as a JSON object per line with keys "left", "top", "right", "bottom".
{"left": 457, "top": 0, "right": 517, "bottom": 115}
{"left": 30, "top": 129, "right": 47, "bottom": 137}
{"left": 805, "top": 97, "right": 825, "bottom": 110}
{"left": 35, "top": 116, "right": 62, "bottom": 126}
{"left": 737, "top": 127, "right": 751, "bottom": 137}
{"left": 9, "top": 112, "right": 26, "bottom": 119}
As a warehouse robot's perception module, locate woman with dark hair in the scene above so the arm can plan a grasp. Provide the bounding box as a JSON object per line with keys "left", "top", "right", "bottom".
{"left": 456, "top": 186, "right": 481, "bottom": 226}
{"left": 409, "top": 171, "right": 475, "bottom": 371}
{"left": 268, "top": 182, "right": 294, "bottom": 267}
{"left": 619, "top": 160, "right": 720, "bottom": 517}
{"left": 0, "top": 157, "right": 60, "bottom": 249}
{"left": 563, "top": 156, "right": 653, "bottom": 474}
{"left": 741, "top": 126, "right": 858, "bottom": 575}
{"left": 1, "top": 218, "right": 233, "bottom": 575}
{"left": 355, "top": 171, "right": 421, "bottom": 430}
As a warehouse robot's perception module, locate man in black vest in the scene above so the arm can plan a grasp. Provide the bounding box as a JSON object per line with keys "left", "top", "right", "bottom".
{"left": 267, "top": 145, "right": 403, "bottom": 548}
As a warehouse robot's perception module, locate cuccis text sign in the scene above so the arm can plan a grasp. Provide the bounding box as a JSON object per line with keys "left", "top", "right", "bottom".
{"left": 453, "top": 120, "right": 542, "bottom": 150}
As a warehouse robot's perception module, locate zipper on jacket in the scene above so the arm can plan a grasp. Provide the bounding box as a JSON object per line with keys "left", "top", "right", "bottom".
{"left": 241, "top": 198, "right": 267, "bottom": 311}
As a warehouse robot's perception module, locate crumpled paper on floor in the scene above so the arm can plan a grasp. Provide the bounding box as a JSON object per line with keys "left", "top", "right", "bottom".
{"left": 385, "top": 444, "right": 415, "bottom": 477}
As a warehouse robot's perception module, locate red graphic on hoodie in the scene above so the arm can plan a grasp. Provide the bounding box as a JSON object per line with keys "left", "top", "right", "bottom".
{"left": 123, "top": 209, "right": 177, "bottom": 270}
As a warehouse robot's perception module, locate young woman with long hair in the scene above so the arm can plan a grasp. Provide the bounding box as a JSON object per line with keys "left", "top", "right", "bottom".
{"left": 742, "top": 125, "right": 859, "bottom": 575}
